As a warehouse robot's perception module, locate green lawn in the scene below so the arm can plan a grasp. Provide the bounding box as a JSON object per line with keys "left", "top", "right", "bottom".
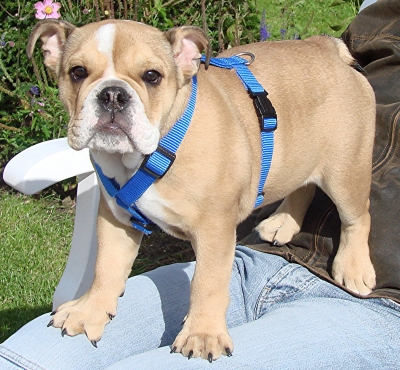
{"left": 0, "top": 191, "right": 74, "bottom": 342}
{"left": 0, "top": 0, "right": 360, "bottom": 343}
{"left": 257, "top": 0, "right": 357, "bottom": 39}
{"left": 0, "top": 188, "right": 194, "bottom": 342}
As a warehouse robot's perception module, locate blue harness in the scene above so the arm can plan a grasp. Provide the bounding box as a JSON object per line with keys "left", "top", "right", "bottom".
{"left": 93, "top": 54, "right": 277, "bottom": 235}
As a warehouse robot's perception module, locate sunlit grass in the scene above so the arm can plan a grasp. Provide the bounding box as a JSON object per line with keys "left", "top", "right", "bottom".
{"left": 256, "top": 0, "right": 357, "bottom": 39}
{"left": 0, "top": 190, "right": 73, "bottom": 342}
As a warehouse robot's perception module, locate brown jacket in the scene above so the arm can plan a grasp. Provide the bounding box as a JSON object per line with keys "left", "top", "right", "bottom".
{"left": 239, "top": 0, "right": 400, "bottom": 302}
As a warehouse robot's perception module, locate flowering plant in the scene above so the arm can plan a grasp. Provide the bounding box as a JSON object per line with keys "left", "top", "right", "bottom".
{"left": 34, "top": 0, "right": 61, "bottom": 19}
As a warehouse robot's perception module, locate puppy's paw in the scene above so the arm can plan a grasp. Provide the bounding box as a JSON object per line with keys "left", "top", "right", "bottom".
{"left": 332, "top": 248, "right": 376, "bottom": 296}
{"left": 171, "top": 319, "right": 233, "bottom": 362}
{"left": 256, "top": 213, "right": 300, "bottom": 246}
{"left": 48, "top": 293, "right": 117, "bottom": 345}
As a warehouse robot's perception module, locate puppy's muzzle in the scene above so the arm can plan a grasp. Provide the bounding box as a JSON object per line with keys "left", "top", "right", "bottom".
{"left": 98, "top": 86, "right": 130, "bottom": 115}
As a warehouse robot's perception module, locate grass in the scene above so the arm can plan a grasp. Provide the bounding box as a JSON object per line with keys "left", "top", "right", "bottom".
{"left": 0, "top": 190, "right": 74, "bottom": 342}
{"left": 0, "top": 0, "right": 361, "bottom": 343}
{"left": 256, "top": 0, "right": 357, "bottom": 39}
{"left": 0, "top": 187, "right": 193, "bottom": 342}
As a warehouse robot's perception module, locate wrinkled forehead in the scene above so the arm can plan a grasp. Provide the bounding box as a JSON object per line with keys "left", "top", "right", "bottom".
{"left": 62, "top": 21, "right": 175, "bottom": 72}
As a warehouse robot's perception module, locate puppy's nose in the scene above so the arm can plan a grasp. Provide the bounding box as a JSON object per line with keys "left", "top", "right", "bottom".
{"left": 98, "top": 86, "right": 130, "bottom": 112}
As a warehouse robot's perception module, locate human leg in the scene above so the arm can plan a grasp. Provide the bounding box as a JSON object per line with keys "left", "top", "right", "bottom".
{"left": 104, "top": 247, "right": 400, "bottom": 369}
{"left": 0, "top": 247, "right": 290, "bottom": 370}
{"left": 0, "top": 262, "right": 196, "bottom": 370}
{"left": 3, "top": 246, "right": 400, "bottom": 370}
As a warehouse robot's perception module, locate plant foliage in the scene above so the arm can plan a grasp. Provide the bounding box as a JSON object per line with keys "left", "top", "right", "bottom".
{"left": 0, "top": 0, "right": 259, "bottom": 165}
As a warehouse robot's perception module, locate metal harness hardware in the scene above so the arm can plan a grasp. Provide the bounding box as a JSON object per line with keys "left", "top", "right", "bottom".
{"left": 93, "top": 54, "right": 277, "bottom": 234}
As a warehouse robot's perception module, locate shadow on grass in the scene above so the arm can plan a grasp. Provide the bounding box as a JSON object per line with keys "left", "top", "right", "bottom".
{"left": 133, "top": 230, "right": 194, "bottom": 276}
{"left": 0, "top": 305, "right": 52, "bottom": 343}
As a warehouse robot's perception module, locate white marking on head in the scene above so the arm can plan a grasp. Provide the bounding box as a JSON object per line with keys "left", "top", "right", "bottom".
{"left": 96, "top": 24, "right": 116, "bottom": 77}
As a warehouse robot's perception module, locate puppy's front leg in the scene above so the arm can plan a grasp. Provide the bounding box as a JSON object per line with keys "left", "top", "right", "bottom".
{"left": 172, "top": 220, "right": 236, "bottom": 362}
{"left": 50, "top": 194, "right": 142, "bottom": 345}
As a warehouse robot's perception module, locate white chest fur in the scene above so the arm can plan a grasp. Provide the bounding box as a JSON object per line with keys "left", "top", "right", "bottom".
{"left": 92, "top": 151, "right": 170, "bottom": 231}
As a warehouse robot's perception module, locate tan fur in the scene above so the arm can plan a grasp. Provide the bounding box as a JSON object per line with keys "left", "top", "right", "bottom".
{"left": 28, "top": 20, "right": 376, "bottom": 360}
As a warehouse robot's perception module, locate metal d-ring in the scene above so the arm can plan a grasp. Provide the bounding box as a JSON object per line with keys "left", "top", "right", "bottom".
{"left": 234, "top": 52, "right": 255, "bottom": 65}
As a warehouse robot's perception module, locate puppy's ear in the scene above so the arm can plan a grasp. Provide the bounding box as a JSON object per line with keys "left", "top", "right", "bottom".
{"left": 27, "top": 19, "right": 75, "bottom": 76}
{"left": 165, "top": 26, "right": 211, "bottom": 80}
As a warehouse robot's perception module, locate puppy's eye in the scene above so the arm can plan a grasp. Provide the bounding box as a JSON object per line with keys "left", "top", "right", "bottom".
{"left": 70, "top": 66, "right": 88, "bottom": 82}
{"left": 143, "top": 70, "right": 162, "bottom": 85}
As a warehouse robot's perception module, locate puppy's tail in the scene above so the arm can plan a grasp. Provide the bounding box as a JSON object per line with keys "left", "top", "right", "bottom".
{"left": 329, "top": 36, "right": 366, "bottom": 73}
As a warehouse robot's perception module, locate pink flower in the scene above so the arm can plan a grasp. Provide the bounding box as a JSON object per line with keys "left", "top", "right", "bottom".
{"left": 34, "top": 0, "right": 61, "bottom": 19}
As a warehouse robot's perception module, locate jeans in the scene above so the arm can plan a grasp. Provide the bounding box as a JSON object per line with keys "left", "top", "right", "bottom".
{"left": 1, "top": 245, "right": 400, "bottom": 369}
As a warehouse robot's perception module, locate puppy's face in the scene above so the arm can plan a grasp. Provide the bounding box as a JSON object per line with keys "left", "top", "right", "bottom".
{"left": 62, "top": 21, "right": 179, "bottom": 155}
{"left": 28, "top": 20, "right": 210, "bottom": 155}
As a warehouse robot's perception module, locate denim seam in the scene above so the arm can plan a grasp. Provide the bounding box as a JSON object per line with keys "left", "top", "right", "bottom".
{"left": 374, "top": 298, "right": 400, "bottom": 318}
{"left": 0, "top": 346, "right": 46, "bottom": 370}
{"left": 253, "top": 265, "right": 319, "bottom": 320}
{"left": 232, "top": 262, "right": 249, "bottom": 325}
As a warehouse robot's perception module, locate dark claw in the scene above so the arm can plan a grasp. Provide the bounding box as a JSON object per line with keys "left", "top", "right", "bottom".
{"left": 225, "top": 348, "right": 233, "bottom": 357}
{"left": 181, "top": 316, "right": 187, "bottom": 326}
{"left": 108, "top": 313, "right": 115, "bottom": 320}
{"left": 91, "top": 340, "right": 98, "bottom": 348}
{"left": 47, "top": 319, "right": 54, "bottom": 327}
{"left": 50, "top": 311, "right": 56, "bottom": 316}
{"left": 170, "top": 346, "right": 177, "bottom": 354}
{"left": 208, "top": 353, "right": 213, "bottom": 363}
{"left": 188, "top": 350, "right": 193, "bottom": 360}
{"left": 119, "top": 292, "right": 125, "bottom": 297}
{"left": 61, "top": 328, "right": 67, "bottom": 337}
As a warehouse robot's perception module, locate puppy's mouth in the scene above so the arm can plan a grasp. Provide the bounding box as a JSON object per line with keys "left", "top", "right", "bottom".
{"left": 88, "top": 112, "right": 138, "bottom": 152}
{"left": 70, "top": 81, "right": 160, "bottom": 155}
{"left": 95, "top": 113, "right": 131, "bottom": 137}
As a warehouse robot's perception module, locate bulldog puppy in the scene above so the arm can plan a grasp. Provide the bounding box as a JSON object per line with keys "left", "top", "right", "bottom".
{"left": 28, "top": 19, "right": 376, "bottom": 361}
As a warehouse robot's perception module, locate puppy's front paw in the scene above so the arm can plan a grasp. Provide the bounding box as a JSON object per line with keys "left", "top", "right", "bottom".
{"left": 48, "top": 292, "right": 118, "bottom": 346}
{"left": 332, "top": 248, "right": 376, "bottom": 296}
{"left": 171, "top": 318, "right": 233, "bottom": 362}
{"left": 256, "top": 212, "right": 300, "bottom": 246}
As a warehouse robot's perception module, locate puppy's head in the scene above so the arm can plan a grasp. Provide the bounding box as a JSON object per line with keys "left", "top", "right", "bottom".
{"left": 27, "top": 19, "right": 210, "bottom": 155}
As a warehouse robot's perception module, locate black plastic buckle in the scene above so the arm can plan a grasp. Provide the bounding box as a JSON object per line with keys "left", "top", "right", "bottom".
{"left": 140, "top": 145, "right": 176, "bottom": 179}
{"left": 250, "top": 90, "right": 277, "bottom": 132}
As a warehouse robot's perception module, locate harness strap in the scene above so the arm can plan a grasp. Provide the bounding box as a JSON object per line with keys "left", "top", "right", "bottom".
{"left": 94, "top": 76, "right": 198, "bottom": 234}
{"left": 201, "top": 54, "right": 277, "bottom": 207}
{"left": 94, "top": 53, "right": 277, "bottom": 235}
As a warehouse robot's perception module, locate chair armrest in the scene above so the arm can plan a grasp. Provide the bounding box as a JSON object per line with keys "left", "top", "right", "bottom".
{"left": 3, "top": 138, "right": 93, "bottom": 195}
{"left": 3, "top": 138, "right": 99, "bottom": 307}
{"left": 53, "top": 171, "right": 99, "bottom": 308}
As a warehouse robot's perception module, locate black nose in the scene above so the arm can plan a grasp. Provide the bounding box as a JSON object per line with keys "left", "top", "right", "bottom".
{"left": 98, "top": 86, "right": 130, "bottom": 112}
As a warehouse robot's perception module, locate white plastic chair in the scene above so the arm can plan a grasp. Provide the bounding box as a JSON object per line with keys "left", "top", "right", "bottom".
{"left": 3, "top": 138, "right": 99, "bottom": 310}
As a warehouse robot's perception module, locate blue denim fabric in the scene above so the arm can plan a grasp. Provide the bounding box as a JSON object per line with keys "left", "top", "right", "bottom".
{"left": 1, "top": 245, "right": 399, "bottom": 370}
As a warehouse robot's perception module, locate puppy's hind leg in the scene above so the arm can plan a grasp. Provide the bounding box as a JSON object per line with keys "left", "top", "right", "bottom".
{"left": 321, "top": 175, "right": 376, "bottom": 296}
{"left": 256, "top": 184, "right": 316, "bottom": 246}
